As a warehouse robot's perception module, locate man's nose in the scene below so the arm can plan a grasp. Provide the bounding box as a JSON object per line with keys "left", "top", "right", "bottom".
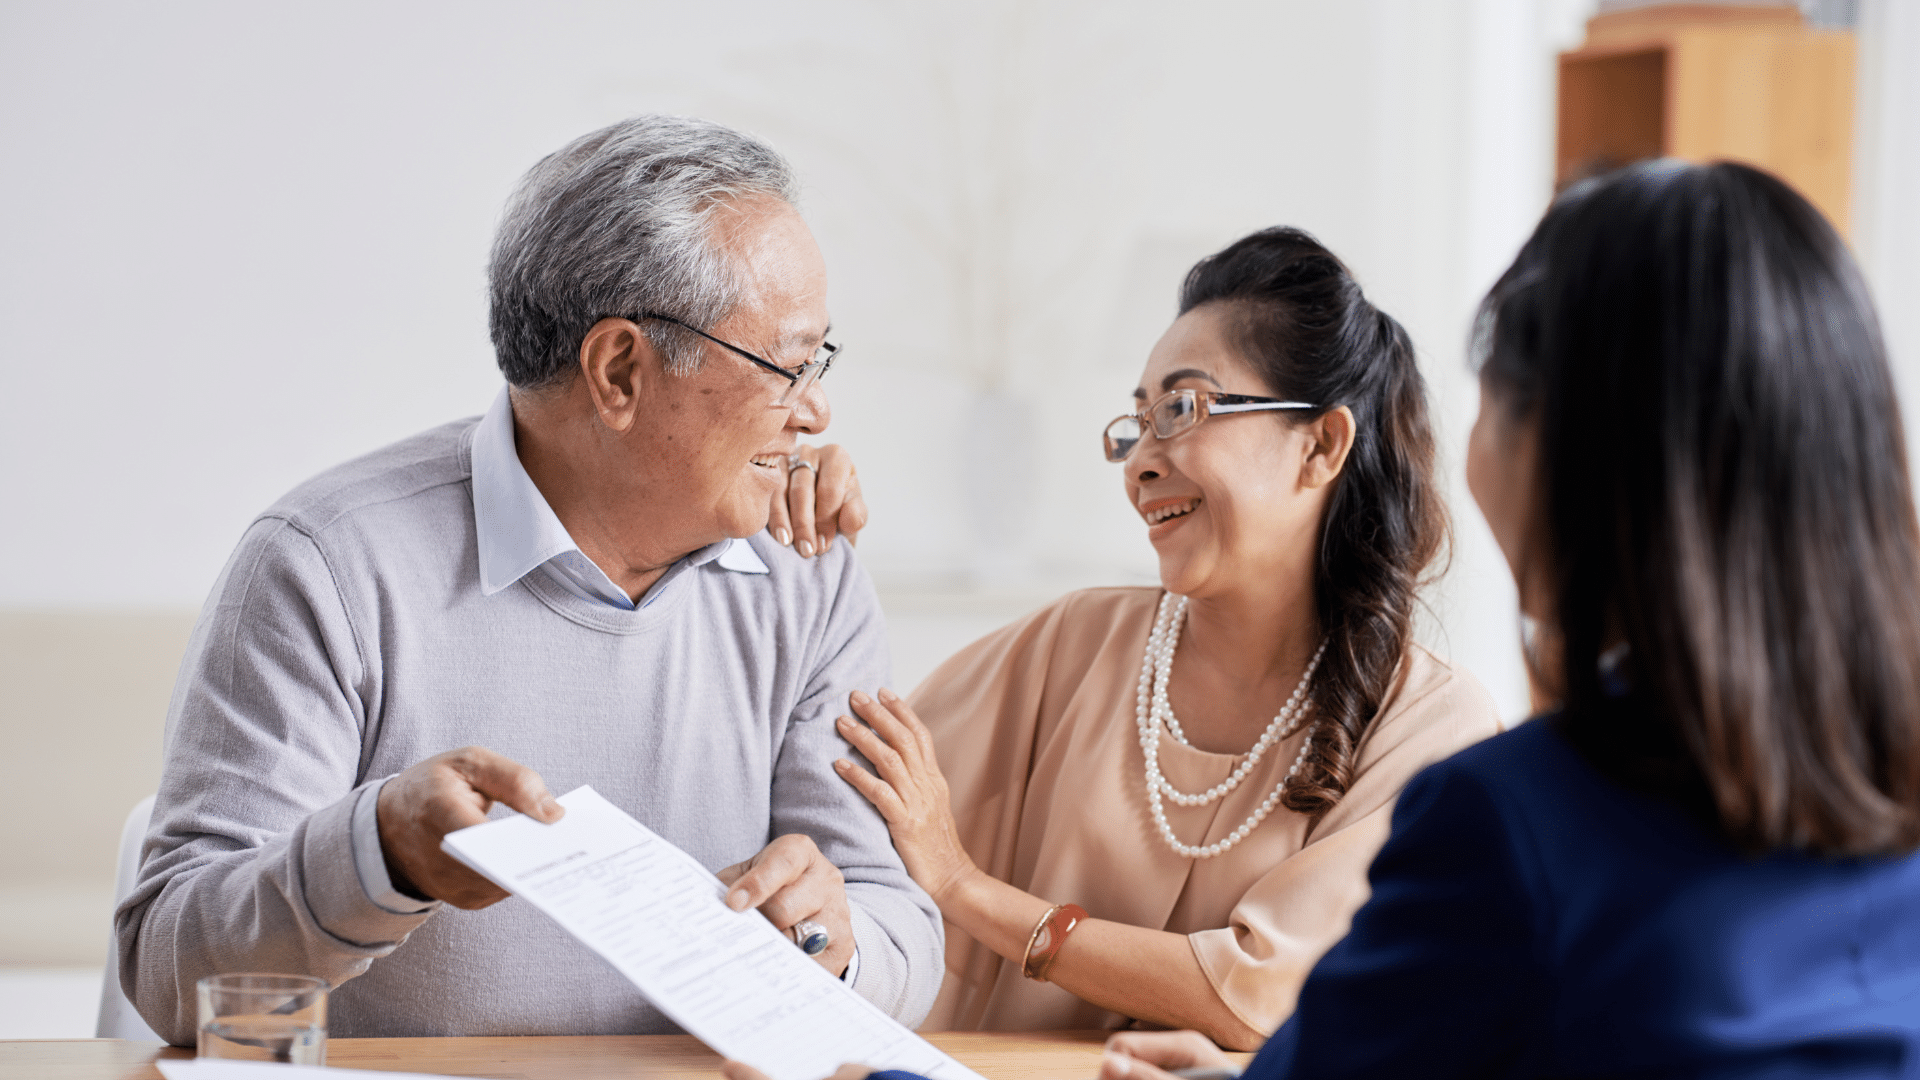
{"left": 787, "top": 382, "right": 830, "bottom": 435}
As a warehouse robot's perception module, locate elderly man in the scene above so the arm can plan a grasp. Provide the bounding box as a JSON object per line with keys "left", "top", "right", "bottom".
{"left": 116, "top": 116, "right": 935, "bottom": 1042}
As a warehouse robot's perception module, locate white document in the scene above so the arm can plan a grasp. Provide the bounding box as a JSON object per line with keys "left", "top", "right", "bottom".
{"left": 439, "top": 786, "right": 982, "bottom": 1080}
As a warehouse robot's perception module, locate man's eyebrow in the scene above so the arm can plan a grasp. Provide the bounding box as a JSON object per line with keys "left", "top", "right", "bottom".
{"left": 1160, "top": 368, "right": 1222, "bottom": 392}
{"left": 777, "top": 324, "right": 831, "bottom": 351}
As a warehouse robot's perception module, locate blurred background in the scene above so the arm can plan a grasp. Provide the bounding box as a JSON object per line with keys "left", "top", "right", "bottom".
{"left": 2, "top": 0, "right": 1914, "bottom": 1038}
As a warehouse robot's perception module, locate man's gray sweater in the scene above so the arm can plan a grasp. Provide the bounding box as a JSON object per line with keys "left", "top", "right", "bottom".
{"left": 115, "top": 417, "right": 942, "bottom": 1043}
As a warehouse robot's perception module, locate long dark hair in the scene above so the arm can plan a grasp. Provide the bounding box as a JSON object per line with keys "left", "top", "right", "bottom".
{"left": 1477, "top": 160, "right": 1920, "bottom": 857}
{"left": 1180, "top": 228, "right": 1447, "bottom": 817}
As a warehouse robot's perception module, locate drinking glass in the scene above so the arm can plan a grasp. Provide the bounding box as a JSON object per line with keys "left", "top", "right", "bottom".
{"left": 196, "top": 973, "right": 328, "bottom": 1065}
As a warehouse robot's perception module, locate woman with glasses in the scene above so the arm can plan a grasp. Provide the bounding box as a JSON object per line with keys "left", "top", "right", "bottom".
{"left": 1070, "top": 162, "right": 1920, "bottom": 1078}
{"left": 828, "top": 227, "right": 1503, "bottom": 1047}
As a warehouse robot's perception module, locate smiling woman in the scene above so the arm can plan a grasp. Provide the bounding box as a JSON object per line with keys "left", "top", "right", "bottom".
{"left": 831, "top": 228, "right": 1504, "bottom": 1048}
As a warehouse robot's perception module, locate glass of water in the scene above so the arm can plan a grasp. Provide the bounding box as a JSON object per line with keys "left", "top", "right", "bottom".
{"left": 196, "top": 973, "right": 328, "bottom": 1065}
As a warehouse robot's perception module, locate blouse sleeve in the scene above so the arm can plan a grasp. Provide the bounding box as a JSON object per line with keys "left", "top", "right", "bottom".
{"left": 1188, "top": 654, "right": 1505, "bottom": 1033}
{"left": 1243, "top": 758, "right": 1545, "bottom": 1079}
{"left": 908, "top": 599, "right": 1071, "bottom": 880}
{"left": 906, "top": 597, "right": 1078, "bottom": 1022}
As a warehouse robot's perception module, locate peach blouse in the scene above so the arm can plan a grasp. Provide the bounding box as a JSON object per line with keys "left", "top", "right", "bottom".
{"left": 909, "top": 587, "right": 1504, "bottom": 1036}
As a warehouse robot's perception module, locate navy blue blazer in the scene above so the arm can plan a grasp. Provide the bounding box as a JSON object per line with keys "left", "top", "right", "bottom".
{"left": 1247, "top": 715, "right": 1920, "bottom": 1078}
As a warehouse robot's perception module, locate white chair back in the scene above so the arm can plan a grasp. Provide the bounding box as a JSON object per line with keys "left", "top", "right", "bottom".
{"left": 95, "top": 794, "right": 163, "bottom": 1041}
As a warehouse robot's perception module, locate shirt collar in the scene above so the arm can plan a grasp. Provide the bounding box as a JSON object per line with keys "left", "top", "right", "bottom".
{"left": 470, "top": 386, "right": 770, "bottom": 602}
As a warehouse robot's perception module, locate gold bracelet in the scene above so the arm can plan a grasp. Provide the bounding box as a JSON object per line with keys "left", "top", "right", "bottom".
{"left": 1020, "top": 904, "right": 1063, "bottom": 980}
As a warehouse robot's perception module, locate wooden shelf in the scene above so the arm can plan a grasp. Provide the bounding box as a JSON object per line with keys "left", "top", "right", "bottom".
{"left": 1557, "top": 3, "right": 1855, "bottom": 233}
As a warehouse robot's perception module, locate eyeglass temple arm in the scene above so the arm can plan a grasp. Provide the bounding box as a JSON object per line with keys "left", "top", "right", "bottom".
{"left": 1206, "top": 400, "right": 1318, "bottom": 415}
{"left": 636, "top": 312, "right": 801, "bottom": 384}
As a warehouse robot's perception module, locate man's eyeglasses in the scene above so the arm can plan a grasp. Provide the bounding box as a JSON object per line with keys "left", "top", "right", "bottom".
{"left": 636, "top": 312, "right": 840, "bottom": 408}
{"left": 1103, "top": 388, "right": 1319, "bottom": 462}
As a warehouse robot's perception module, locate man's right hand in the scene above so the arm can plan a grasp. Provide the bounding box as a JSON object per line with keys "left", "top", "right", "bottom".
{"left": 376, "top": 746, "right": 565, "bottom": 909}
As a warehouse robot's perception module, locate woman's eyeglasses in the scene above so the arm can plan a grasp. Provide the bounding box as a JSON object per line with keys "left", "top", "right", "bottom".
{"left": 1102, "top": 389, "right": 1319, "bottom": 462}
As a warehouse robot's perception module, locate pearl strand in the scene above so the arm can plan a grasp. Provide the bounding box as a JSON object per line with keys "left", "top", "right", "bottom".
{"left": 1136, "top": 592, "right": 1325, "bottom": 859}
{"left": 1143, "top": 595, "right": 1326, "bottom": 806}
{"left": 1145, "top": 733, "right": 1315, "bottom": 859}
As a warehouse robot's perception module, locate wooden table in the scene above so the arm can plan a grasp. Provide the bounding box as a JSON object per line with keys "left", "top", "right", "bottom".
{"left": 1, "top": 1031, "right": 1212, "bottom": 1080}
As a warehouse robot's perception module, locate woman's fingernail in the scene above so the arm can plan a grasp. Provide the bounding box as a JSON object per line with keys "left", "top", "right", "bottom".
{"left": 727, "top": 888, "right": 750, "bottom": 910}
{"left": 834, "top": 759, "right": 851, "bottom": 771}
{"left": 1104, "top": 1054, "right": 1131, "bottom": 1078}
{"left": 775, "top": 527, "right": 791, "bottom": 546}
{"left": 819, "top": 535, "right": 831, "bottom": 553}
{"left": 851, "top": 690, "right": 870, "bottom": 705}
{"left": 798, "top": 540, "right": 814, "bottom": 557}
{"left": 837, "top": 715, "right": 854, "bottom": 729}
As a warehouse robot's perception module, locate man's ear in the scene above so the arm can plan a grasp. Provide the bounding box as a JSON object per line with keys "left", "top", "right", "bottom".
{"left": 1300, "top": 405, "right": 1356, "bottom": 490}
{"left": 578, "top": 318, "right": 661, "bottom": 434}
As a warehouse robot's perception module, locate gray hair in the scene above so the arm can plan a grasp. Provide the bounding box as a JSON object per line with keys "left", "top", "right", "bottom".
{"left": 488, "top": 115, "right": 800, "bottom": 387}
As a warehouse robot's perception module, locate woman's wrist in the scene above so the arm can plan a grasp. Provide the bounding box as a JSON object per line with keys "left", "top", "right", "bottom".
{"left": 930, "top": 867, "right": 1063, "bottom": 962}
{"left": 923, "top": 850, "right": 984, "bottom": 912}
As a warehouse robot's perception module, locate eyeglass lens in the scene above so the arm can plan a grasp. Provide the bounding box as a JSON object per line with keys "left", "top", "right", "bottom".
{"left": 1151, "top": 390, "right": 1201, "bottom": 438}
{"left": 770, "top": 344, "right": 838, "bottom": 408}
{"left": 1103, "top": 390, "right": 1208, "bottom": 462}
{"left": 1103, "top": 416, "right": 1142, "bottom": 462}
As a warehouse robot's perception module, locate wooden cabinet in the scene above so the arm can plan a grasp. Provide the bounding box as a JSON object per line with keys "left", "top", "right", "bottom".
{"left": 1557, "top": 4, "right": 1856, "bottom": 232}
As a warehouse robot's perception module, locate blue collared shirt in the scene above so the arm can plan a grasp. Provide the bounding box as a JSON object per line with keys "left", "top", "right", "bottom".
{"left": 470, "top": 385, "right": 768, "bottom": 609}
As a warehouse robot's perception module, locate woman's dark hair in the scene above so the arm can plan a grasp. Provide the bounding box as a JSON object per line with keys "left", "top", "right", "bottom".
{"left": 1477, "top": 160, "right": 1920, "bottom": 857}
{"left": 1180, "top": 227, "right": 1447, "bottom": 818}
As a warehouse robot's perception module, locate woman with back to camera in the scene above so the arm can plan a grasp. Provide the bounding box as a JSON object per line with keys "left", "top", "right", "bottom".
{"left": 814, "top": 228, "right": 1505, "bottom": 1048}
{"left": 1077, "top": 161, "right": 1920, "bottom": 1075}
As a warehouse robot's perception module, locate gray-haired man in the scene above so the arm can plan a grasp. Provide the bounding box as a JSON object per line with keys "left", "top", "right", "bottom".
{"left": 116, "top": 116, "right": 939, "bottom": 1042}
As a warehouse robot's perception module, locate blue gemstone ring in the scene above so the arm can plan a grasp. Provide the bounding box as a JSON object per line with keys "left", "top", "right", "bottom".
{"left": 792, "top": 919, "right": 830, "bottom": 956}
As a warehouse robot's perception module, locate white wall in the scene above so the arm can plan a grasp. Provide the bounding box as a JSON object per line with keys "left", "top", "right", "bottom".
{"left": 3, "top": 0, "right": 1603, "bottom": 722}
{"left": 6, "top": 0, "right": 1913, "bottom": 711}
{"left": 9, "top": 0, "right": 1917, "bottom": 974}
{"left": 1855, "top": 0, "right": 1920, "bottom": 472}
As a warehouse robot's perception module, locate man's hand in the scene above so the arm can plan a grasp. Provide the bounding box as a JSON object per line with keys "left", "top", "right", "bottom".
{"left": 376, "top": 746, "right": 564, "bottom": 909}
{"left": 768, "top": 444, "right": 866, "bottom": 558}
{"left": 1100, "top": 1031, "right": 1237, "bottom": 1080}
{"left": 716, "top": 834, "right": 856, "bottom": 977}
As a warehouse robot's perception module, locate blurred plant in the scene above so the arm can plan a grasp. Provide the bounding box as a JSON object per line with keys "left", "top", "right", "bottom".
{"left": 588, "top": 0, "right": 1161, "bottom": 581}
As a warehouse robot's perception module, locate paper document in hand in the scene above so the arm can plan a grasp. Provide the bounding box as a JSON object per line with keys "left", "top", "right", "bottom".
{"left": 440, "top": 786, "right": 980, "bottom": 1080}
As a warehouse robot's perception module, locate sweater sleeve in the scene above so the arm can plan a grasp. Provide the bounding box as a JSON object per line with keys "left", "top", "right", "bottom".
{"left": 114, "top": 517, "right": 438, "bottom": 1045}
{"left": 768, "top": 548, "right": 944, "bottom": 1026}
{"left": 1243, "top": 757, "right": 1547, "bottom": 1080}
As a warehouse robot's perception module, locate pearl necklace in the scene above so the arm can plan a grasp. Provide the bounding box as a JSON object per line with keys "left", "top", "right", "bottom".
{"left": 1137, "top": 592, "right": 1326, "bottom": 859}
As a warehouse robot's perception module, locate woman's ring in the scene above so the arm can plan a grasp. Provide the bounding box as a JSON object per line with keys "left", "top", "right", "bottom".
{"left": 788, "top": 455, "right": 816, "bottom": 474}
{"left": 791, "top": 919, "right": 830, "bottom": 955}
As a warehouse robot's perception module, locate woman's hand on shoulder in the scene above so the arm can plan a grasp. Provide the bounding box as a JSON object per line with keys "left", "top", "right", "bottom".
{"left": 1102, "top": 1031, "right": 1238, "bottom": 1080}
{"left": 769, "top": 444, "right": 866, "bottom": 558}
{"left": 833, "top": 688, "right": 979, "bottom": 906}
